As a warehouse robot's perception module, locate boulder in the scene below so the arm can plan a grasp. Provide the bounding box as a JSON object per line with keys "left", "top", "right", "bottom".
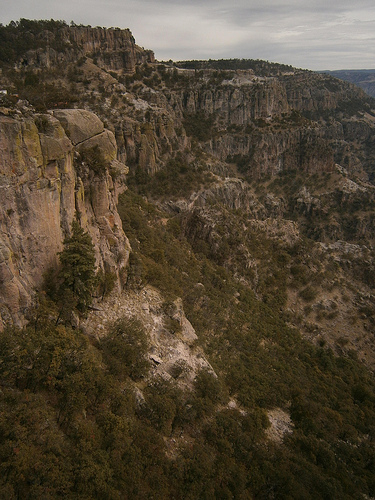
{"left": 53, "top": 109, "right": 104, "bottom": 145}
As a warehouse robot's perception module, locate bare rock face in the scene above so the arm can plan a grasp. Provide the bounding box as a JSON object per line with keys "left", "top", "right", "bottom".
{"left": 266, "top": 408, "right": 294, "bottom": 443}
{"left": 115, "top": 110, "right": 189, "bottom": 174}
{"left": 63, "top": 26, "right": 155, "bottom": 72}
{"left": 20, "top": 26, "right": 154, "bottom": 74}
{"left": 207, "top": 127, "right": 335, "bottom": 177}
{"left": 53, "top": 109, "right": 104, "bottom": 145}
{"left": 81, "top": 286, "right": 215, "bottom": 389}
{"left": 119, "top": 72, "right": 337, "bottom": 179}
{"left": 0, "top": 108, "right": 130, "bottom": 328}
{"left": 181, "top": 77, "right": 290, "bottom": 123}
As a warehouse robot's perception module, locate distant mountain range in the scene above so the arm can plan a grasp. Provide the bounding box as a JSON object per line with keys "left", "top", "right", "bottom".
{"left": 322, "top": 69, "right": 375, "bottom": 98}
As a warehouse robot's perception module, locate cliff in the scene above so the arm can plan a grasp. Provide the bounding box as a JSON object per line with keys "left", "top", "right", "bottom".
{"left": 11, "top": 24, "right": 154, "bottom": 73}
{"left": 2, "top": 22, "right": 375, "bottom": 500}
{"left": 0, "top": 107, "right": 130, "bottom": 327}
{"left": 1, "top": 28, "right": 375, "bottom": 332}
{"left": 106, "top": 68, "right": 372, "bottom": 180}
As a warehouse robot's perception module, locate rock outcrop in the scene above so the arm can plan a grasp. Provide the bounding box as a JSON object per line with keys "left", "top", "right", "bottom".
{"left": 115, "top": 113, "right": 189, "bottom": 174}
{"left": 19, "top": 26, "right": 154, "bottom": 73}
{"left": 181, "top": 77, "right": 290, "bottom": 122}
{"left": 0, "top": 107, "right": 130, "bottom": 328}
{"left": 113, "top": 71, "right": 360, "bottom": 179}
{"left": 82, "top": 286, "right": 214, "bottom": 389}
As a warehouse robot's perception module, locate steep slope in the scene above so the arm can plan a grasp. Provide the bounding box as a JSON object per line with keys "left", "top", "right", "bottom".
{"left": 1, "top": 21, "right": 375, "bottom": 373}
{"left": 0, "top": 107, "right": 129, "bottom": 327}
{"left": 323, "top": 69, "right": 375, "bottom": 98}
{"left": 0, "top": 19, "right": 154, "bottom": 73}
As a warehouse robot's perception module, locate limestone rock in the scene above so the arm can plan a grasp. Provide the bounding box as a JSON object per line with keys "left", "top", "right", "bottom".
{"left": 167, "top": 297, "right": 198, "bottom": 345}
{"left": 191, "top": 178, "right": 263, "bottom": 214}
{"left": 0, "top": 115, "right": 42, "bottom": 177}
{"left": 81, "top": 286, "right": 215, "bottom": 389}
{"left": 38, "top": 115, "right": 73, "bottom": 163}
{"left": 266, "top": 408, "right": 294, "bottom": 443}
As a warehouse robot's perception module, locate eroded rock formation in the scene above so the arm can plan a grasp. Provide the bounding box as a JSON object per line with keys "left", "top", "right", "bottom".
{"left": 19, "top": 26, "right": 154, "bottom": 73}
{"left": 0, "top": 108, "right": 130, "bottom": 327}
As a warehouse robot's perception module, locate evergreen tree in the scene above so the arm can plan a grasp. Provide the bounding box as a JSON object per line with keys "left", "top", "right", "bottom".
{"left": 58, "top": 217, "right": 96, "bottom": 315}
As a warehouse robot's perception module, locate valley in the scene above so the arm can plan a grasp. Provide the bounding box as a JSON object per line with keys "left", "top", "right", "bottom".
{"left": 1, "top": 20, "right": 375, "bottom": 499}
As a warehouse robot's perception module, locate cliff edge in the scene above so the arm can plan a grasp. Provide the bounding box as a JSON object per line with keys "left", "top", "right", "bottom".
{"left": 0, "top": 107, "right": 130, "bottom": 327}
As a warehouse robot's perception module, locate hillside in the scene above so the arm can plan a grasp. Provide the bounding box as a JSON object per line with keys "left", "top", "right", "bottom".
{"left": 1, "top": 20, "right": 375, "bottom": 499}
{"left": 323, "top": 69, "right": 375, "bottom": 99}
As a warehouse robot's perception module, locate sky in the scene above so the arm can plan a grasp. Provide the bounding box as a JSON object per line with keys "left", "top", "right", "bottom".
{"left": 1, "top": 0, "right": 375, "bottom": 71}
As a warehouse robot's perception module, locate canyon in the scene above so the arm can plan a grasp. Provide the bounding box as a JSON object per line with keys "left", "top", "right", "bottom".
{"left": 1, "top": 21, "right": 375, "bottom": 499}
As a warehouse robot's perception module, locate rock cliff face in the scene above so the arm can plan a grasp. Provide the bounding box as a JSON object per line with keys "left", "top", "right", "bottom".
{"left": 207, "top": 127, "right": 335, "bottom": 177}
{"left": 1, "top": 25, "right": 375, "bottom": 334}
{"left": 0, "top": 108, "right": 130, "bottom": 327}
{"left": 110, "top": 69, "right": 370, "bottom": 179}
{"left": 20, "top": 26, "right": 154, "bottom": 73}
{"left": 181, "top": 77, "right": 290, "bottom": 121}
{"left": 115, "top": 114, "right": 189, "bottom": 174}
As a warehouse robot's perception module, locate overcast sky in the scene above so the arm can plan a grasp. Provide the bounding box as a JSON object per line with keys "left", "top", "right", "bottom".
{"left": 1, "top": 0, "right": 375, "bottom": 70}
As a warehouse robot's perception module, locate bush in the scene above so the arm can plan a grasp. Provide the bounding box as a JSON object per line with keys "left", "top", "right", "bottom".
{"left": 79, "top": 145, "right": 109, "bottom": 177}
{"left": 299, "top": 286, "right": 318, "bottom": 302}
{"left": 101, "top": 317, "right": 150, "bottom": 380}
{"left": 194, "top": 369, "right": 225, "bottom": 404}
{"left": 183, "top": 112, "right": 216, "bottom": 142}
{"left": 96, "top": 269, "right": 117, "bottom": 299}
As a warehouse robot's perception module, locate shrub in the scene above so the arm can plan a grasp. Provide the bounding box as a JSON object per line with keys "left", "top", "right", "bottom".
{"left": 194, "top": 369, "right": 225, "bottom": 404}
{"left": 35, "top": 115, "right": 50, "bottom": 134}
{"left": 183, "top": 112, "right": 216, "bottom": 142}
{"left": 80, "top": 145, "right": 109, "bottom": 177}
{"left": 299, "top": 286, "right": 317, "bottom": 302}
{"left": 101, "top": 317, "right": 150, "bottom": 381}
{"left": 96, "top": 269, "right": 117, "bottom": 299}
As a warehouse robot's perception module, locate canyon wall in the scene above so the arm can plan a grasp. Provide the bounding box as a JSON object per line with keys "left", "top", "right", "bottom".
{"left": 0, "top": 108, "right": 130, "bottom": 327}
{"left": 19, "top": 25, "right": 154, "bottom": 73}
{"left": 115, "top": 74, "right": 344, "bottom": 178}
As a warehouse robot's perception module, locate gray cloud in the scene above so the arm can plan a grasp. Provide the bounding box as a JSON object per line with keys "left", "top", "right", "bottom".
{"left": 1, "top": 0, "right": 375, "bottom": 69}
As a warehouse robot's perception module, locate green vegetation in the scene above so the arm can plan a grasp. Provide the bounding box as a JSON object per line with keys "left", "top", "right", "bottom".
{"left": 0, "top": 19, "right": 68, "bottom": 66}
{"left": 2, "top": 19, "right": 375, "bottom": 499}
{"left": 176, "top": 58, "right": 296, "bottom": 76}
{"left": 101, "top": 317, "right": 150, "bottom": 380}
{"left": 56, "top": 217, "right": 97, "bottom": 316}
{"left": 79, "top": 145, "right": 110, "bottom": 177}
{"left": 0, "top": 320, "right": 170, "bottom": 499}
{"left": 127, "top": 155, "right": 212, "bottom": 199}
{"left": 183, "top": 112, "right": 217, "bottom": 142}
{"left": 121, "top": 188, "right": 375, "bottom": 496}
{"left": 2, "top": 188, "right": 375, "bottom": 498}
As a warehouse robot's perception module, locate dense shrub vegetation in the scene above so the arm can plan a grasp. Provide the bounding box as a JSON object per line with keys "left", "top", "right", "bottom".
{"left": 117, "top": 188, "right": 375, "bottom": 498}
{"left": 176, "top": 58, "right": 295, "bottom": 76}
{"left": 127, "top": 155, "right": 213, "bottom": 199}
{"left": 2, "top": 188, "right": 375, "bottom": 498}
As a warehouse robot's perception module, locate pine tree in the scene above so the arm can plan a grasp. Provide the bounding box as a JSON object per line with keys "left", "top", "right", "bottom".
{"left": 58, "top": 218, "right": 96, "bottom": 314}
